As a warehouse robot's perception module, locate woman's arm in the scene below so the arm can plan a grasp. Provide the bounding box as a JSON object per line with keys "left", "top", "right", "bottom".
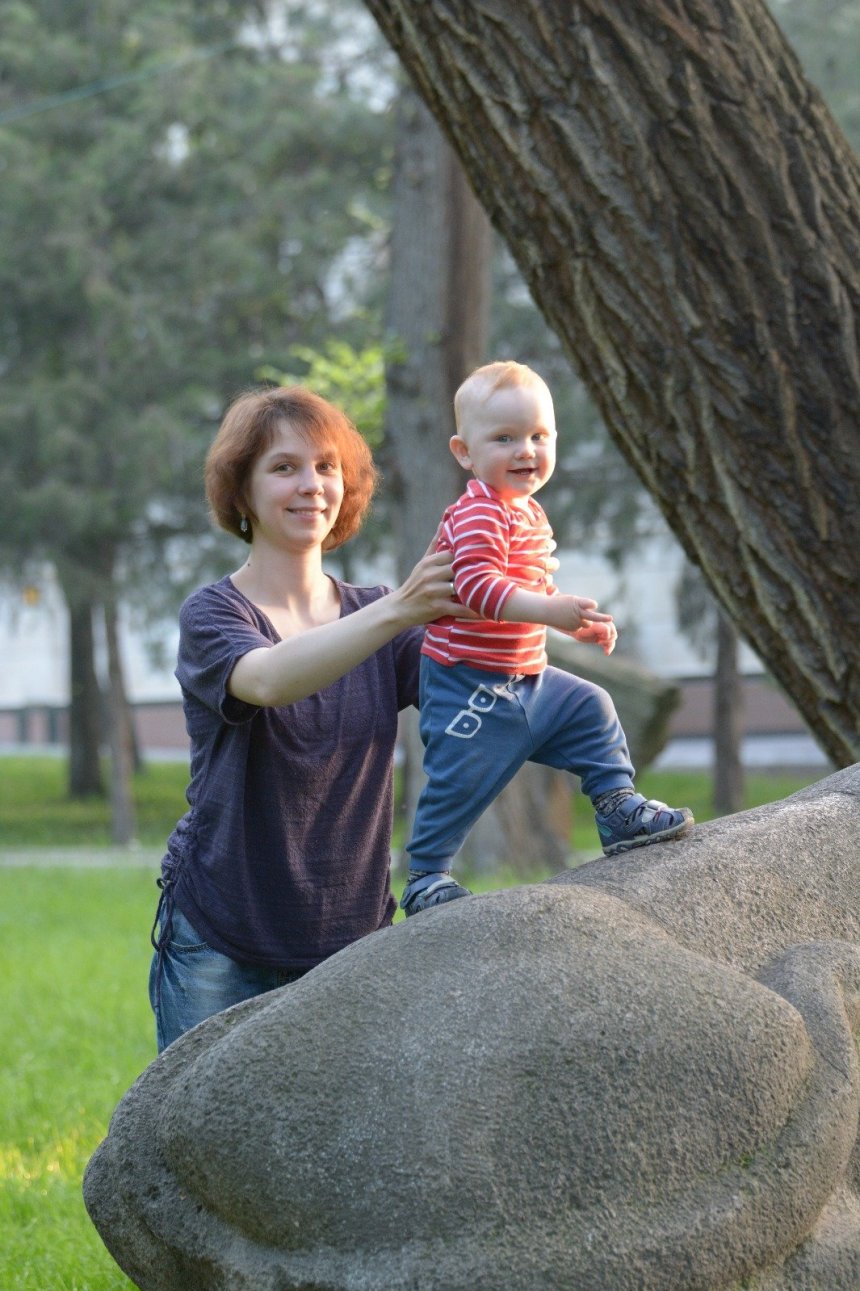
{"left": 228, "top": 547, "right": 459, "bottom": 707}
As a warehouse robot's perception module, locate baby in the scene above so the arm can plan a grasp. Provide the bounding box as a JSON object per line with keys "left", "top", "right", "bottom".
{"left": 401, "top": 361, "right": 693, "bottom": 915}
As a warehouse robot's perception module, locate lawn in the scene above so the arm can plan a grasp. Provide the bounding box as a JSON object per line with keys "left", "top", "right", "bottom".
{"left": 565, "top": 766, "right": 822, "bottom": 857}
{"left": 0, "top": 758, "right": 825, "bottom": 1288}
{"left": 0, "top": 866, "right": 156, "bottom": 1291}
{"left": 0, "top": 757, "right": 188, "bottom": 847}
{"left": 0, "top": 752, "right": 823, "bottom": 854}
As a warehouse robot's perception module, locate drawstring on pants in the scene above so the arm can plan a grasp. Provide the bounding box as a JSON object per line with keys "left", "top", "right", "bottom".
{"left": 150, "top": 874, "right": 176, "bottom": 1011}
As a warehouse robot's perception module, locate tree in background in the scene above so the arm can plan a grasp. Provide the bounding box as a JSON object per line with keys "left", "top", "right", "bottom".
{"left": 380, "top": 82, "right": 494, "bottom": 859}
{"left": 0, "top": 0, "right": 390, "bottom": 830}
{"left": 676, "top": 565, "right": 745, "bottom": 814}
{"left": 382, "top": 85, "right": 492, "bottom": 577}
{"left": 362, "top": 0, "right": 860, "bottom": 766}
{"left": 3, "top": 0, "right": 856, "bottom": 843}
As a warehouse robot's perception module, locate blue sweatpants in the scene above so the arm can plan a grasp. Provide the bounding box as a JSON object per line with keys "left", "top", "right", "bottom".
{"left": 406, "top": 657, "right": 635, "bottom": 872}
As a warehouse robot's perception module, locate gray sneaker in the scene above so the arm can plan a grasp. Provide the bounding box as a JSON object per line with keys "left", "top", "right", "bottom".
{"left": 400, "top": 871, "right": 472, "bottom": 917}
{"left": 595, "top": 794, "right": 694, "bottom": 856}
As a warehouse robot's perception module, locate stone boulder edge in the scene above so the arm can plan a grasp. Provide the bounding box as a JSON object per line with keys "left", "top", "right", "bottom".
{"left": 556, "top": 761, "right": 860, "bottom": 974}
{"left": 84, "top": 766, "right": 860, "bottom": 1290}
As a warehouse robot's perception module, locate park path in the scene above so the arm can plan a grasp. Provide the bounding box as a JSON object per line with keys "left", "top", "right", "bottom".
{"left": 0, "top": 846, "right": 162, "bottom": 868}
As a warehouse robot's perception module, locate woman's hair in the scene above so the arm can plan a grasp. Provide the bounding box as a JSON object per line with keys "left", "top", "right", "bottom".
{"left": 204, "top": 386, "right": 379, "bottom": 550}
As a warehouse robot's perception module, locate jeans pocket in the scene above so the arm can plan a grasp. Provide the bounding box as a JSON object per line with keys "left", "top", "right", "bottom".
{"left": 168, "top": 906, "right": 211, "bottom": 953}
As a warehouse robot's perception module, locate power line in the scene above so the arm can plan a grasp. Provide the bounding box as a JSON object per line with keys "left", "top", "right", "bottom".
{"left": 0, "top": 40, "right": 242, "bottom": 126}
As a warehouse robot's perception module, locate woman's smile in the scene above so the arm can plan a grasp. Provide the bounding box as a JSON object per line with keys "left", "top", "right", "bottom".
{"left": 245, "top": 421, "right": 345, "bottom": 544}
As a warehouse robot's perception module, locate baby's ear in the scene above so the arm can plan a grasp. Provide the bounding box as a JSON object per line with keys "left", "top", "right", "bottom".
{"left": 449, "top": 436, "right": 471, "bottom": 469}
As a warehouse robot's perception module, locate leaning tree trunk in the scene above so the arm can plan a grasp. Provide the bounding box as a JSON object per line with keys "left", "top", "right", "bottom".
{"left": 363, "top": 0, "right": 860, "bottom": 766}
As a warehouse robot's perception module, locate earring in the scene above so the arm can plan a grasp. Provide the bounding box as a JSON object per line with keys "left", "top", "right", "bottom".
{"left": 239, "top": 516, "right": 249, "bottom": 534}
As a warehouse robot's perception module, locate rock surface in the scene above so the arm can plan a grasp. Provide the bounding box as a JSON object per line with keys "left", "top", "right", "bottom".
{"left": 85, "top": 766, "right": 860, "bottom": 1290}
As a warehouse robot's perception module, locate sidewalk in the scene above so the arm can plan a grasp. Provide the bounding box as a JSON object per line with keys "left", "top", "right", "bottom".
{"left": 0, "top": 846, "right": 162, "bottom": 867}
{"left": 654, "top": 732, "right": 829, "bottom": 772}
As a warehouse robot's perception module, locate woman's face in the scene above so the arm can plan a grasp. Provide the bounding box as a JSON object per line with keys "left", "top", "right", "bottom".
{"left": 244, "top": 421, "right": 345, "bottom": 550}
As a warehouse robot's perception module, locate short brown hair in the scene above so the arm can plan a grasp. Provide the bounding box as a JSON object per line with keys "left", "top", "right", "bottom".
{"left": 204, "top": 386, "right": 379, "bottom": 550}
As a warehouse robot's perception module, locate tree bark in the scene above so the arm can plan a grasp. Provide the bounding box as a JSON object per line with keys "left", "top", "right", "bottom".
{"left": 66, "top": 591, "right": 104, "bottom": 798}
{"left": 384, "top": 84, "right": 491, "bottom": 566}
{"left": 104, "top": 593, "right": 139, "bottom": 845}
{"left": 713, "top": 610, "right": 745, "bottom": 816}
{"left": 363, "top": 0, "right": 860, "bottom": 766}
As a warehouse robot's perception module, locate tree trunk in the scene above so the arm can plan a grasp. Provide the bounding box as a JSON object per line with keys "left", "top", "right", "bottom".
{"left": 363, "top": 0, "right": 860, "bottom": 766}
{"left": 104, "top": 593, "right": 139, "bottom": 845}
{"left": 383, "top": 84, "right": 491, "bottom": 863}
{"left": 385, "top": 85, "right": 572, "bottom": 876}
{"left": 384, "top": 83, "right": 491, "bottom": 568}
{"left": 713, "top": 610, "right": 745, "bottom": 816}
{"left": 66, "top": 592, "right": 104, "bottom": 798}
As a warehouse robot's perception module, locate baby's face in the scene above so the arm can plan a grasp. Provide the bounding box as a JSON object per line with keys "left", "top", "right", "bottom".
{"left": 452, "top": 382, "right": 557, "bottom": 505}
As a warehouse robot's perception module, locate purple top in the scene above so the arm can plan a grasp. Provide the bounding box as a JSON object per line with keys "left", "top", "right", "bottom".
{"left": 163, "top": 575, "right": 422, "bottom": 969}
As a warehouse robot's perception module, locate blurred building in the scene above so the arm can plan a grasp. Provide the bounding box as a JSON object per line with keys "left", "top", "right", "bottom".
{"left": 0, "top": 549, "right": 830, "bottom": 772}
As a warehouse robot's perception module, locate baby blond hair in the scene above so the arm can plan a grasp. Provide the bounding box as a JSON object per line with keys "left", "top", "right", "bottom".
{"left": 454, "top": 361, "right": 551, "bottom": 439}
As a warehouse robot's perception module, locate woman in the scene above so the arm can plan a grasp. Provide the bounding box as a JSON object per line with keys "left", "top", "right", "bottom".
{"left": 150, "top": 385, "right": 464, "bottom": 1052}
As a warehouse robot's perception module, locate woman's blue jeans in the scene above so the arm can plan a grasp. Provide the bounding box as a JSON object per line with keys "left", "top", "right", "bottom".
{"left": 149, "top": 905, "right": 307, "bottom": 1053}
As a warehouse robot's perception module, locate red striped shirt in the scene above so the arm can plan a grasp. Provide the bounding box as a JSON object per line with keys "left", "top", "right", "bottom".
{"left": 422, "top": 478, "right": 557, "bottom": 674}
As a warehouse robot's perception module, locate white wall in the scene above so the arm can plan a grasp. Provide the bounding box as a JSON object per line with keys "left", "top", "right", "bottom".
{"left": 0, "top": 569, "right": 180, "bottom": 707}
{"left": 550, "top": 535, "right": 763, "bottom": 679}
{"left": 0, "top": 536, "right": 763, "bottom": 709}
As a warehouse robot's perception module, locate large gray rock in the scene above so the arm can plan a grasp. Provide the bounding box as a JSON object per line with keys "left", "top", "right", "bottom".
{"left": 85, "top": 766, "right": 860, "bottom": 1290}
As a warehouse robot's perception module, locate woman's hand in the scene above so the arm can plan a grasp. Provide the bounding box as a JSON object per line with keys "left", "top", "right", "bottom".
{"left": 229, "top": 528, "right": 475, "bottom": 708}
{"left": 393, "top": 544, "right": 474, "bottom": 626}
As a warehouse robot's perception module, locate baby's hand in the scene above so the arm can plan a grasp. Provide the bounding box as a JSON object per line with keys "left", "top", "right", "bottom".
{"left": 571, "top": 620, "right": 617, "bottom": 655}
{"left": 560, "top": 596, "right": 617, "bottom": 654}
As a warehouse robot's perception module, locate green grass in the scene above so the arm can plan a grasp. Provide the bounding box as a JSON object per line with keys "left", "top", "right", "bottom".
{"left": 0, "top": 867, "right": 156, "bottom": 1290}
{"left": 1, "top": 863, "right": 548, "bottom": 1289}
{"left": 570, "top": 767, "right": 823, "bottom": 857}
{"left": 0, "top": 757, "right": 188, "bottom": 847}
{"left": 0, "top": 754, "right": 823, "bottom": 853}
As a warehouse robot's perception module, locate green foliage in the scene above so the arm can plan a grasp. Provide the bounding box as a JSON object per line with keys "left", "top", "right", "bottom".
{"left": 0, "top": 0, "right": 393, "bottom": 605}
{"left": 258, "top": 336, "right": 400, "bottom": 449}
